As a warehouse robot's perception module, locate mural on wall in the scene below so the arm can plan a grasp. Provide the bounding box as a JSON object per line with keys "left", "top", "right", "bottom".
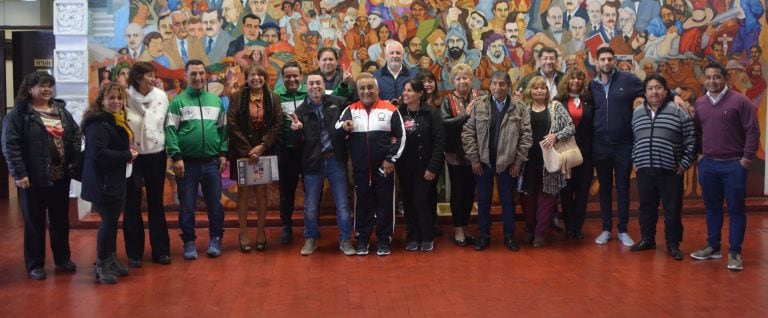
{"left": 85, "top": 0, "right": 768, "bottom": 207}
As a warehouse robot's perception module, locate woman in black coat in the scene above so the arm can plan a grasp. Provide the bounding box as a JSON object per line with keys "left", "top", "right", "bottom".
{"left": 80, "top": 83, "right": 138, "bottom": 284}
{"left": 396, "top": 78, "right": 445, "bottom": 252}
{"left": 1, "top": 71, "right": 81, "bottom": 280}
{"left": 554, "top": 68, "right": 594, "bottom": 240}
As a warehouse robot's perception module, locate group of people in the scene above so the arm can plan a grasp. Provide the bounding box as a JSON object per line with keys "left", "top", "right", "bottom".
{"left": 1, "top": 40, "right": 759, "bottom": 284}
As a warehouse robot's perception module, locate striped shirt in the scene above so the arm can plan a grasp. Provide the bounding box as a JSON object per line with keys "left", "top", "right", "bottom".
{"left": 631, "top": 101, "right": 696, "bottom": 171}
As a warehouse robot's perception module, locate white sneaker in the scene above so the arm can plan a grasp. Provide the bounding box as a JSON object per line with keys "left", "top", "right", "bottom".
{"left": 595, "top": 231, "right": 611, "bottom": 245}
{"left": 618, "top": 232, "right": 635, "bottom": 247}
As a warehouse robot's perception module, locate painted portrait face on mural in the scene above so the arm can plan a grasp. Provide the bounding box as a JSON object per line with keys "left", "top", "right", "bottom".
{"left": 158, "top": 15, "right": 173, "bottom": 40}
{"left": 570, "top": 17, "right": 586, "bottom": 41}
{"left": 261, "top": 27, "right": 279, "bottom": 43}
{"left": 505, "top": 20, "right": 519, "bottom": 45}
{"left": 486, "top": 38, "right": 505, "bottom": 64}
{"left": 587, "top": 0, "right": 601, "bottom": 26}
{"left": 243, "top": 16, "right": 261, "bottom": 41}
{"left": 546, "top": 6, "right": 564, "bottom": 32}
{"left": 565, "top": 0, "right": 580, "bottom": 13}
{"left": 619, "top": 8, "right": 635, "bottom": 35}
{"left": 407, "top": 36, "right": 422, "bottom": 57}
{"left": 170, "top": 12, "right": 189, "bottom": 39}
{"left": 248, "top": 0, "right": 268, "bottom": 18}
{"left": 600, "top": 3, "right": 617, "bottom": 30}
{"left": 493, "top": 2, "right": 509, "bottom": 20}
{"left": 188, "top": 18, "right": 205, "bottom": 40}
{"left": 202, "top": 10, "right": 222, "bottom": 38}
{"left": 222, "top": 0, "right": 243, "bottom": 25}
{"left": 368, "top": 13, "right": 383, "bottom": 29}
{"left": 125, "top": 23, "right": 143, "bottom": 51}
{"left": 446, "top": 33, "right": 464, "bottom": 59}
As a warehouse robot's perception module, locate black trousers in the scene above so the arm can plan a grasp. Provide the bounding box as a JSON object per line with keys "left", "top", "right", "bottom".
{"left": 398, "top": 167, "right": 436, "bottom": 242}
{"left": 447, "top": 164, "right": 476, "bottom": 227}
{"left": 123, "top": 151, "right": 170, "bottom": 259}
{"left": 353, "top": 170, "right": 395, "bottom": 243}
{"left": 593, "top": 142, "right": 632, "bottom": 233}
{"left": 94, "top": 199, "right": 124, "bottom": 261}
{"left": 636, "top": 168, "right": 684, "bottom": 246}
{"left": 560, "top": 156, "right": 594, "bottom": 234}
{"left": 278, "top": 145, "right": 302, "bottom": 229}
{"left": 19, "top": 179, "right": 72, "bottom": 272}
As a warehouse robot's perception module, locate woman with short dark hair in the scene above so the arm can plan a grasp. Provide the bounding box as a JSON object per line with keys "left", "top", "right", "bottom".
{"left": 123, "top": 61, "right": 171, "bottom": 267}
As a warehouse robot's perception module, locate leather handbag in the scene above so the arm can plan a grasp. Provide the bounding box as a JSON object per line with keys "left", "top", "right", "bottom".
{"left": 540, "top": 102, "right": 582, "bottom": 178}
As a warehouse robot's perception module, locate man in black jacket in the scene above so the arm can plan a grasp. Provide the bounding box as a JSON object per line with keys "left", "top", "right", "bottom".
{"left": 289, "top": 72, "right": 355, "bottom": 256}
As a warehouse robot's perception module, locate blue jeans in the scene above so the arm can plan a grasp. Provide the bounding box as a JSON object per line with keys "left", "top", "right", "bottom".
{"left": 475, "top": 164, "right": 516, "bottom": 238}
{"left": 176, "top": 160, "right": 225, "bottom": 243}
{"left": 303, "top": 158, "right": 352, "bottom": 241}
{"left": 698, "top": 158, "right": 748, "bottom": 254}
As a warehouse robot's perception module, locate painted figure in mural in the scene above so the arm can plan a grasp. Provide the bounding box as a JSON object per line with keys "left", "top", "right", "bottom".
{"left": 227, "top": 14, "right": 266, "bottom": 57}
{"left": 221, "top": 0, "right": 245, "bottom": 38}
{"left": 594, "top": 1, "right": 619, "bottom": 42}
{"left": 247, "top": 0, "right": 276, "bottom": 25}
{"left": 425, "top": 28, "right": 446, "bottom": 85}
{"left": 585, "top": 0, "right": 602, "bottom": 33}
{"left": 164, "top": 11, "right": 209, "bottom": 69}
{"left": 158, "top": 14, "right": 175, "bottom": 40}
{"left": 489, "top": 0, "right": 510, "bottom": 35}
{"left": 563, "top": 0, "right": 588, "bottom": 30}
{"left": 295, "top": 30, "right": 322, "bottom": 73}
{"left": 442, "top": 23, "right": 480, "bottom": 90}
{"left": 201, "top": 9, "right": 235, "bottom": 65}
{"left": 279, "top": 0, "right": 302, "bottom": 45}
{"left": 260, "top": 22, "right": 281, "bottom": 44}
{"left": 139, "top": 32, "right": 172, "bottom": 68}
{"left": 476, "top": 34, "right": 514, "bottom": 91}
{"left": 368, "top": 26, "right": 392, "bottom": 67}
{"left": 125, "top": 22, "right": 145, "bottom": 60}
{"left": 731, "top": 0, "right": 764, "bottom": 59}
{"left": 620, "top": 0, "right": 660, "bottom": 33}
{"left": 610, "top": 7, "right": 636, "bottom": 55}
{"left": 403, "top": 36, "right": 424, "bottom": 69}
{"left": 746, "top": 63, "right": 766, "bottom": 104}
{"left": 188, "top": 17, "right": 206, "bottom": 40}
{"left": 542, "top": 5, "right": 572, "bottom": 49}
{"left": 504, "top": 16, "right": 525, "bottom": 67}
{"left": 345, "top": 13, "right": 378, "bottom": 66}
{"left": 662, "top": 56, "right": 703, "bottom": 97}
{"left": 466, "top": 10, "right": 490, "bottom": 51}
{"left": 726, "top": 59, "right": 753, "bottom": 94}
{"left": 563, "top": 16, "right": 587, "bottom": 57}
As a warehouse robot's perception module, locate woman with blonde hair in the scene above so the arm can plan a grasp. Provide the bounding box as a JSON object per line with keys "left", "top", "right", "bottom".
{"left": 440, "top": 63, "right": 485, "bottom": 246}
{"left": 519, "top": 76, "right": 575, "bottom": 247}
{"left": 81, "top": 83, "right": 139, "bottom": 283}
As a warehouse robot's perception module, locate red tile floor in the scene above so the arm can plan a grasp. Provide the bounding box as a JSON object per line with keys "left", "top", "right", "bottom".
{"left": 0, "top": 196, "right": 766, "bottom": 317}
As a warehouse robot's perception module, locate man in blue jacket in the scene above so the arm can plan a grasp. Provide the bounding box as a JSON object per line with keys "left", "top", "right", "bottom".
{"left": 373, "top": 41, "right": 416, "bottom": 103}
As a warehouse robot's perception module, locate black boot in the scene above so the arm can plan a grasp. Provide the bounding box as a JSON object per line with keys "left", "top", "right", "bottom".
{"left": 109, "top": 253, "right": 130, "bottom": 277}
{"left": 94, "top": 259, "right": 118, "bottom": 284}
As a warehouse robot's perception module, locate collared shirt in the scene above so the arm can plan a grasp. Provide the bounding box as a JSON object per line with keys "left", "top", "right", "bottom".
{"left": 308, "top": 97, "right": 333, "bottom": 153}
{"left": 594, "top": 68, "right": 616, "bottom": 95}
{"left": 175, "top": 36, "right": 187, "bottom": 60}
{"left": 387, "top": 64, "right": 402, "bottom": 81}
{"left": 706, "top": 86, "right": 729, "bottom": 105}
{"left": 540, "top": 70, "right": 559, "bottom": 98}
{"left": 493, "top": 96, "right": 507, "bottom": 112}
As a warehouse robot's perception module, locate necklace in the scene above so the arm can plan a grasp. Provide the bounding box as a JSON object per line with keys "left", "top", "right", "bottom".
{"left": 249, "top": 91, "right": 262, "bottom": 102}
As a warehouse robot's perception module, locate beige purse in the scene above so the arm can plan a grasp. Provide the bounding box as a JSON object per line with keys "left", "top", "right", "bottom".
{"left": 540, "top": 102, "right": 583, "bottom": 178}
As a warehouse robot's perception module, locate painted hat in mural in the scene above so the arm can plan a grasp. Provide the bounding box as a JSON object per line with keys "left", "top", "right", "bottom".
{"left": 683, "top": 8, "right": 714, "bottom": 29}
{"left": 726, "top": 59, "right": 745, "bottom": 70}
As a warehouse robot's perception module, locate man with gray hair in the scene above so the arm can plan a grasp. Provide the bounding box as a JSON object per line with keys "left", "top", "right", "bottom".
{"left": 610, "top": 7, "right": 638, "bottom": 54}
{"left": 373, "top": 41, "right": 416, "bottom": 102}
{"left": 564, "top": 16, "right": 587, "bottom": 56}
{"left": 125, "top": 23, "right": 145, "bottom": 61}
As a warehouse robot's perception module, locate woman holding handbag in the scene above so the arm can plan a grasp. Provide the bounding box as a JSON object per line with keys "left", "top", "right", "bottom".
{"left": 519, "top": 76, "right": 575, "bottom": 247}
{"left": 554, "top": 69, "right": 594, "bottom": 240}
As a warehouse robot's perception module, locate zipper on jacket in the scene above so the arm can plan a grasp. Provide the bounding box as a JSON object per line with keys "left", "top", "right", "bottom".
{"left": 648, "top": 106, "right": 655, "bottom": 169}
{"left": 198, "top": 95, "right": 206, "bottom": 160}
{"left": 365, "top": 108, "right": 372, "bottom": 186}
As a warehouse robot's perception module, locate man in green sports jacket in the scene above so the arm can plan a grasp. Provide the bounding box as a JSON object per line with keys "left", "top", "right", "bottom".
{"left": 165, "top": 59, "right": 228, "bottom": 260}
{"left": 274, "top": 61, "right": 307, "bottom": 244}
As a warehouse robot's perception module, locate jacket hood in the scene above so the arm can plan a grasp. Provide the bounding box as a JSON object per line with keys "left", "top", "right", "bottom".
{"left": 274, "top": 83, "right": 308, "bottom": 95}
{"left": 81, "top": 111, "right": 115, "bottom": 131}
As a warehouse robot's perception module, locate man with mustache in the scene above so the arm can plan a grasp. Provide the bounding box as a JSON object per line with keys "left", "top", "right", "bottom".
{"left": 201, "top": 9, "right": 234, "bottom": 65}
{"left": 517, "top": 47, "right": 563, "bottom": 98}
{"left": 477, "top": 34, "right": 514, "bottom": 91}
{"left": 403, "top": 36, "right": 423, "bottom": 69}
{"left": 336, "top": 73, "right": 405, "bottom": 256}
{"left": 157, "top": 14, "right": 174, "bottom": 41}
{"left": 442, "top": 23, "right": 481, "bottom": 91}
{"left": 504, "top": 17, "right": 525, "bottom": 66}
{"left": 594, "top": 1, "right": 619, "bottom": 42}
{"left": 373, "top": 41, "right": 417, "bottom": 102}
{"left": 226, "top": 14, "right": 265, "bottom": 57}
{"left": 542, "top": 5, "right": 572, "bottom": 47}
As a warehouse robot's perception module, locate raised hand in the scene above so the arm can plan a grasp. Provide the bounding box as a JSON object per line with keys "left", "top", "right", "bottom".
{"left": 289, "top": 113, "right": 303, "bottom": 131}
